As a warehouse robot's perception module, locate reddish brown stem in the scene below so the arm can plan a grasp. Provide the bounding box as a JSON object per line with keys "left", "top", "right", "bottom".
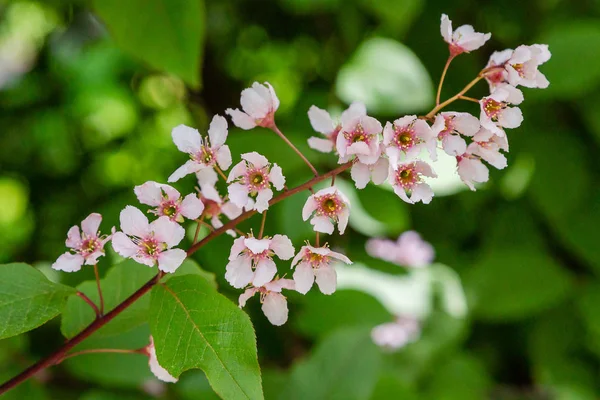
{"left": 76, "top": 291, "right": 100, "bottom": 318}
{"left": 0, "top": 161, "right": 353, "bottom": 395}
{"left": 93, "top": 264, "right": 104, "bottom": 315}
{"left": 272, "top": 125, "right": 319, "bottom": 177}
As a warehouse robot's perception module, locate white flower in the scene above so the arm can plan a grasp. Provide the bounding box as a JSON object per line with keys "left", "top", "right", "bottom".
{"left": 457, "top": 155, "right": 489, "bottom": 191}
{"left": 467, "top": 128, "right": 509, "bottom": 170}
{"left": 302, "top": 187, "right": 351, "bottom": 235}
{"left": 134, "top": 181, "right": 204, "bottom": 223}
{"left": 226, "top": 82, "right": 279, "bottom": 130}
{"left": 383, "top": 115, "right": 437, "bottom": 163}
{"left": 366, "top": 231, "right": 434, "bottom": 268}
{"left": 371, "top": 317, "right": 421, "bottom": 351}
{"left": 112, "top": 206, "right": 186, "bottom": 273}
{"left": 52, "top": 213, "right": 113, "bottom": 272}
{"left": 440, "top": 14, "right": 491, "bottom": 56}
{"left": 431, "top": 112, "right": 480, "bottom": 156}
{"left": 168, "top": 115, "right": 232, "bottom": 182}
{"left": 227, "top": 152, "right": 285, "bottom": 213}
{"left": 336, "top": 106, "right": 382, "bottom": 165}
{"left": 307, "top": 102, "right": 366, "bottom": 154}
{"left": 350, "top": 145, "right": 389, "bottom": 189}
{"left": 238, "top": 278, "right": 296, "bottom": 326}
{"left": 225, "top": 234, "right": 295, "bottom": 289}
{"left": 291, "top": 244, "right": 351, "bottom": 295}
{"left": 479, "top": 86, "right": 523, "bottom": 136}
{"left": 505, "top": 44, "right": 551, "bottom": 88}
{"left": 146, "top": 337, "right": 177, "bottom": 383}
{"left": 388, "top": 161, "right": 437, "bottom": 204}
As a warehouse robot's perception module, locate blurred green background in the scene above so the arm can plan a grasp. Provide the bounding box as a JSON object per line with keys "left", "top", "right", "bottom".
{"left": 1, "top": 0, "right": 600, "bottom": 399}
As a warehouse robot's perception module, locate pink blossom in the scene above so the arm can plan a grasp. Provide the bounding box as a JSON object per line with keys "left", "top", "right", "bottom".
{"left": 467, "top": 128, "right": 509, "bottom": 170}
{"left": 52, "top": 213, "right": 113, "bottom": 272}
{"left": 198, "top": 185, "right": 242, "bottom": 235}
{"left": 480, "top": 87, "right": 523, "bottom": 136}
{"left": 457, "top": 155, "right": 489, "bottom": 191}
{"left": 226, "top": 82, "right": 279, "bottom": 130}
{"left": 112, "top": 206, "right": 186, "bottom": 273}
{"left": 431, "top": 112, "right": 480, "bottom": 156}
{"left": 388, "top": 161, "right": 436, "bottom": 204}
{"left": 366, "top": 231, "right": 434, "bottom": 268}
{"left": 440, "top": 14, "right": 491, "bottom": 56}
{"left": 238, "top": 278, "right": 296, "bottom": 326}
{"left": 307, "top": 102, "right": 366, "bottom": 154}
{"left": 134, "top": 181, "right": 204, "bottom": 223}
{"left": 225, "top": 234, "right": 295, "bottom": 289}
{"left": 485, "top": 49, "right": 513, "bottom": 89}
{"left": 383, "top": 115, "right": 436, "bottom": 163}
{"left": 485, "top": 45, "right": 551, "bottom": 89}
{"left": 291, "top": 244, "right": 352, "bottom": 295}
{"left": 168, "top": 115, "right": 232, "bottom": 183}
{"left": 335, "top": 106, "right": 382, "bottom": 165}
{"left": 302, "top": 187, "right": 351, "bottom": 235}
{"left": 146, "top": 336, "right": 177, "bottom": 383}
{"left": 227, "top": 152, "right": 285, "bottom": 213}
{"left": 371, "top": 317, "right": 421, "bottom": 351}
{"left": 350, "top": 145, "right": 389, "bottom": 189}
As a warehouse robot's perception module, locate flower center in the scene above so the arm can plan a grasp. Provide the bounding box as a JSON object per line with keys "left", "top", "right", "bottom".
{"left": 194, "top": 146, "right": 214, "bottom": 165}
{"left": 80, "top": 238, "right": 100, "bottom": 255}
{"left": 245, "top": 168, "right": 270, "bottom": 192}
{"left": 345, "top": 124, "right": 369, "bottom": 144}
{"left": 162, "top": 203, "right": 178, "bottom": 217}
{"left": 395, "top": 165, "right": 418, "bottom": 189}
{"left": 252, "top": 173, "right": 264, "bottom": 185}
{"left": 483, "top": 99, "right": 503, "bottom": 119}
{"left": 308, "top": 252, "right": 326, "bottom": 268}
{"left": 394, "top": 126, "right": 416, "bottom": 150}
{"left": 511, "top": 63, "right": 525, "bottom": 77}
{"left": 142, "top": 238, "right": 160, "bottom": 257}
{"left": 318, "top": 195, "right": 342, "bottom": 218}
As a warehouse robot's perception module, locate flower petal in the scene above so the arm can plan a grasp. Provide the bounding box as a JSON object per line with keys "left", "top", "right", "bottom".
{"left": 216, "top": 145, "right": 232, "bottom": 171}
{"left": 225, "top": 255, "right": 253, "bottom": 288}
{"left": 66, "top": 225, "right": 81, "bottom": 248}
{"left": 180, "top": 193, "right": 204, "bottom": 220}
{"left": 350, "top": 162, "right": 371, "bottom": 189}
{"left": 293, "top": 262, "right": 314, "bottom": 294}
{"left": 302, "top": 195, "right": 318, "bottom": 220}
{"left": 120, "top": 206, "right": 149, "bottom": 237}
{"left": 311, "top": 215, "right": 334, "bottom": 234}
{"left": 308, "top": 137, "right": 334, "bottom": 153}
{"left": 151, "top": 216, "right": 185, "bottom": 248}
{"left": 241, "top": 152, "right": 269, "bottom": 168}
{"left": 225, "top": 109, "right": 256, "bottom": 130}
{"left": 307, "top": 105, "right": 334, "bottom": 134}
{"left": 52, "top": 252, "right": 84, "bottom": 272}
{"left": 261, "top": 292, "right": 288, "bottom": 326}
{"left": 172, "top": 124, "right": 201, "bottom": 154}
{"left": 168, "top": 160, "right": 203, "bottom": 183}
{"left": 81, "top": 213, "right": 102, "bottom": 237}
{"left": 268, "top": 164, "right": 286, "bottom": 191}
{"left": 270, "top": 234, "right": 295, "bottom": 260}
{"left": 228, "top": 183, "right": 250, "bottom": 208}
{"left": 255, "top": 188, "right": 273, "bottom": 213}
{"left": 134, "top": 181, "right": 165, "bottom": 206}
{"left": 252, "top": 258, "right": 277, "bottom": 287}
{"left": 238, "top": 288, "right": 258, "bottom": 308}
{"left": 157, "top": 249, "right": 186, "bottom": 273}
{"left": 315, "top": 264, "right": 337, "bottom": 295}
{"left": 111, "top": 232, "right": 139, "bottom": 258}
{"left": 208, "top": 115, "right": 228, "bottom": 148}
{"left": 244, "top": 237, "right": 271, "bottom": 254}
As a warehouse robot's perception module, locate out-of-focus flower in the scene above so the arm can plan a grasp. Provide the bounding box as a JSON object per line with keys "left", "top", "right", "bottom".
{"left": 371, "top": 317, "right": 421, "bottom": 351}
{"left": 52, "top": 213, "right": 113, "bottom": 272}
{"left": 226, "top": 235, "right": 295, "bottom": 288}
{"left": 307, "top": 102, "right": 366, "bottom": 154}
{"left": 440, "top": 14, "right": 491, "bottom": 56}
{"left": 134, "top": 181, "right": 204, "bottom": 223}
{"left": 383, "top": 116, "right": 436, "bottom": 163}
{"left": 366, "top": 231, "right": 434, "bottom": 268}
{"left": 291, "top": 244, "right": 352, "bottom": 294}
{"left": 112, "top": 206, "right": 186, "bottom": 273}
{"left": 168, "top": 116, "right": 232, "bottom": 183}
{"left": 227, "top": 152, "right": 285, "bottom": 213}
{"left": 388, "top": 161, "right": 436, "bottom": 204}
{"left": 226, "top": 82, "right": 279, "bottom": 129}
{"left": 238, "top": 278, "right": 296, "bottom": 326}
{"left": 146, "top": 337, "right": 177, "bottom": 383}
{"left": 431, "top": 112, "right": 480, "bottom": 156}
{"left": 302, "top": 187, "right": 351, "bottom": 234}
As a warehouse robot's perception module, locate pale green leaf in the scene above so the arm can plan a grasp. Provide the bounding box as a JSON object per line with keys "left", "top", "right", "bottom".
{"left": 149, "top": 275, "right": 263, "bottom": 400}
{"left": 0, "top": 263, "right": 75, "bottom": 339}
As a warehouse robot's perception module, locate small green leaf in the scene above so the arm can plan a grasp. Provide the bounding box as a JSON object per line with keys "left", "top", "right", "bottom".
{"left": 91, "top": 0, "right": 205, "bottom": 88}
{"left": 336, "top": 37, "right": 433, "bottom": 115}
{"left": 149, "top": 275, "right": 263, "bottom": 400}
{"left": 281, "top": 328, "right": 382, "bottom": 400}
{"left": 0, "top": 263, "right": 75, "bottom": 339}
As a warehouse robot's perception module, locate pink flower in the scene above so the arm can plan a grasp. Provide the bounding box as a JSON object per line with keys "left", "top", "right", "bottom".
{"left": 52, "top": 213, "right": 113, "bottom": 272}
{"left": 366, "top": 231, "right": 434, "bottom": 268}
{"left": 302, "top": 187, "right": 351, "bottom": 235}
{"left": 456, "top": 155, "right": 489, "bottom": 191}
{"left": 134, "top": 181, "right": 204, "bottom": 223}
{"left": 199, "top": 185, "right": 242, "bottom": 235}
{"left": 371, "top": 317, "right": 421, "bottom": 351}
{"left": 227, "top": 152, "right": 285, "bottom": 213}
{"left": 485, "top": 49, "right": 513, "bottom": 89}
{"left": 350, "top": 145, "right": 389, "bottom": 189}
{"left": 467, "top": 128, "right": 509, "bottom": 170}
{"left": 388, "top": 161, "right": 436, "bottom": 204}
{"left": 146, "top": 336, "right": 177, "bottom": 383}
{"left": 226, "top": 82, "right": 279, "bottom": 130}
{"left": 485, "top": 45, "right": 551, "bottom": 89}
{"left": 383, "top": 115, "right": 437, "bottom": 163}
{"left": 431, "top": 112, "right": 480, "bottom": 156}
{"left": 291, "top": 244, "right": 352, "bottom": 295}
{"left": 440, "top": 14, "right": 491, "bottom": 56}
{"left": 307, "top": 102, "right": 366, "bottom": 154}
{"left": 479, "top": 86, "right": 523, "bottom": 136}
{"left": 336, "top": 106, "right": 382, "bottom": 165}
{"left": 112, "top": 206, "right": 186, "bottom": 273}
{"left": 225, "top": 234, "right": 295, "bottom": 289}
{"left": 168, "top": 115, "right": 232, "bottom": 182}
{"left": 238, "top": 278, "right": 296, "bottom": 326}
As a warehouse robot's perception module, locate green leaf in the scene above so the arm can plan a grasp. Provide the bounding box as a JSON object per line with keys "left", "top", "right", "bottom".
{"left": 0, "top": 263, "right": 75, "bottom": 339}
{"left": 465, "top": 249, "right": 573, "bottom": 321}
{"left": 281, "top": 328, "right": 382, "bottom": 400}
{"left": 335, "top": 37, "right": 433, "bottom": 115}
{"left": 91, "top": 0, "right": 205, "bottom": 88}
{"left": 538, "top": 21, "right": 600, "bottom": 98}
{"left": 149, "top": 275, "right": 263, "bottom": 400}
{"left": 423, "top": 353, "right": 491, "bottom": 400}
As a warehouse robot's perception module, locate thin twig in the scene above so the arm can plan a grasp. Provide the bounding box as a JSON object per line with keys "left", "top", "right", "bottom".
{"left": 436, "top": 55, "right": 454, "bottom": 106}
{"left": 57, "top": 348, "right": 145, "bottom": 364}
{"left": 258, "top": 211, "right": 267, "bottom": 239}
{"left": 425, "top": 75, "right": 484, "bottom": 119}
{"left": 76, "top": 291, "right": 101, "bottom": 318}
{"left": 193, "top": 217, "right": 203, "bottom": 244}
{"left": 272, "top": 125, "right": 319, "bottom": 177}
{"left": 215, "top": 166, "right": 228, "bottom": 181}
{"left": 93, "top": 265, "right": 104, "bottom": 316}
{"left": 315, "top": 232, "right": 320, "bottom": 247}
{"left": 459, "top": 95, "right": 479, "bottom": 103}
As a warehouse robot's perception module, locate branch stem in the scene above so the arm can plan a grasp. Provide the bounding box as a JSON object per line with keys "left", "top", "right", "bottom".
{"left": 93, "top": 264, "right": 104, "bottom": 315}
{"left": 76, "top": 291, "right": 101, "bottom": 318}
{"left": 272, "top": 125, "right": 319, "bottom": 177}
{"left": 425, "top": 75, "right": 484, "bottom": 119}
{"left": 436, "top": 56, "right": 454, "bottom": 106}
{"left": 258, "top": 211, "right": 267, "bottom": 239}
